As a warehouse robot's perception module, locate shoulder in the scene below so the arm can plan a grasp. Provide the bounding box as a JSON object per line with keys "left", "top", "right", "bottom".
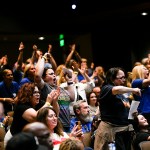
{"left": 132, "top": 79, "right": 143, "bottom": 88}
{"left": 12, "top": 81, "right": 19, "bottom": 86}
{"left": 101, "top": 84, "right": 113, "bottom": 93}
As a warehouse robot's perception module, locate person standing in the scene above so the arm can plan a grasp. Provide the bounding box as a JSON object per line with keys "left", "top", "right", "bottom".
{"left": 94, "top": 67, "right": 141, "bottom": 150}
{"left": 35, "top": 54, "right": 75, "bottom": 133}
{"left": 132, "top": 65, "right": 150, "bottom": 125}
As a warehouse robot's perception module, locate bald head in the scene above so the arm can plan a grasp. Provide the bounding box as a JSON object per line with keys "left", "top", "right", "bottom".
{"left": 23, "top": 122, "right": 48, "bottom": 136}
{"left": 23, "top": 122, "right": 53, "bottom": 150}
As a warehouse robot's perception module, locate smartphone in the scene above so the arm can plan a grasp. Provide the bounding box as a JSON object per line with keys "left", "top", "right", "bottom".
{"left": 76, "top": 121, "right": 82, "bottom": 130}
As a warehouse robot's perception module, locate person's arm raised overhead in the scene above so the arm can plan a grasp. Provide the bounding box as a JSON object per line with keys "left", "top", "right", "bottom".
{"left": 65, "top": 44, "right": 76, "bottom": 67}
{"left": 34, "top": 52, "right": 47, "bottom": 89}
{"left": 63, "top": 67, "right": 75, "bottom": 101}
{"left": 15, "top": 42, "right": 24, "bottom": 70}
{"left": 30, "top": 44, "right": 37, "bottom": 64}
{"left": 47, "top": 44, "right": 57, "bottom": 71}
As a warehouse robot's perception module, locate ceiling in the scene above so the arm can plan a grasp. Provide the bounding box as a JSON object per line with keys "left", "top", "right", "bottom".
{"left": 0, "top": 1, "right": 150, "bottom": 41}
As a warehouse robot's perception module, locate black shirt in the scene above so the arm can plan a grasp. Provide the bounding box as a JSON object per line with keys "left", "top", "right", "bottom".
{"left": 99, "top": 84, "right": 130, "bottom": 125}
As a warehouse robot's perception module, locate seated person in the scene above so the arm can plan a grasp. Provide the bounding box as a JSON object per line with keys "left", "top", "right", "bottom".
{"left": 132, "top": 112, "right": 150, "bottom": 150}
{"left": 70, "top": 100, "right": 93, "bottom": 133}
{"left": 36, "top": 106, "right": 82, "bottom": 150}
{"left": 5, "top": 132, "right": 48, "bottom": 150}
{"left": 22, "top": 122, "right": 53, "bottom": 150}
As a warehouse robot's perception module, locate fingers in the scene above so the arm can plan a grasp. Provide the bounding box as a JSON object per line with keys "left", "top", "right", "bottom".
{"left": 48, "top": 88, "right": 60, "bottom": 101}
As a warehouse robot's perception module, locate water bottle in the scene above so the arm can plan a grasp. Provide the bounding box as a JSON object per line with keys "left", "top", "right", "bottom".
{"left": 108, "top": 141, "right": 116, "bottom": 150}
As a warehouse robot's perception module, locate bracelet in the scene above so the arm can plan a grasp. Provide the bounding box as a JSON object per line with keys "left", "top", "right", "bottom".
{"left": 3, "top": 98, "right": 6, "bottom": 102}
{"left": 67, "top": 82, "right": 73, "bottom": 85}
{"left": 45, "top": 102, "right": 52, "bottom": 107}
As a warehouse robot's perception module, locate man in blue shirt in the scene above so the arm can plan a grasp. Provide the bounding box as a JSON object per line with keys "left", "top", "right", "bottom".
{"left": 70, "top": 100, "right": 93, "bottom": 133}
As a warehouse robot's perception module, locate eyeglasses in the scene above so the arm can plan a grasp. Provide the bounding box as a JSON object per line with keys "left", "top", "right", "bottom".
{"left": 116, "top": 76, "right": 126, "bottom": 80}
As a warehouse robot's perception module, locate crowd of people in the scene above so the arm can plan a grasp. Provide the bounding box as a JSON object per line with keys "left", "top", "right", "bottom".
{"left": 0, "top": 42, "right": 150, "bottom": 150}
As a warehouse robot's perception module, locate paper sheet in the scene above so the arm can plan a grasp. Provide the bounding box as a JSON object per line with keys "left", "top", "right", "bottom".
{"left": 128, "top": 100, "right": 140, "bottom": 119}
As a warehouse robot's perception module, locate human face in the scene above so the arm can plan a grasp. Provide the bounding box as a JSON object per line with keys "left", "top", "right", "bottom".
{"left": 47, "top": 109, "right": 57, "bottom": 131}
{"left": 44, "top": 69, "right": 56, "bottom": 86}
{"left": 138, "top": 115, "right": 149, "bottom": 127}
{"left": 79, "top": 102, "right": 93, "bottom": 122}
{"left": 4, "top": 70, "right": 13, "bottom": 82}
{"left": 142, "top": 66, "right": 149, "bottom": 79}
{"left": 114, "top": 70, "right": 126, "bottom": 86}
{"left": 79, "top": 102, "right": 90, "bottom": 115}
{"left": 27, "top": 64, "right": 36, "bottom": 77}
{"left": 31, "top": 86, "right": 40, "bottom": 106}
{"left": 89, "top": 92, "right": 97, "bottom": 106}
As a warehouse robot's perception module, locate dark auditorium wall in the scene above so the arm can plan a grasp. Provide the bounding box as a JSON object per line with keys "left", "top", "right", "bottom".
{"left": 91, "top": 27, "right": 150, "bottom": 72}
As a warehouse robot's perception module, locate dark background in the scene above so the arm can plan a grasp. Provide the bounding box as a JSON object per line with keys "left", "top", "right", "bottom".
{"left": 0, "top": 1, "right": 150, "bottom": 72}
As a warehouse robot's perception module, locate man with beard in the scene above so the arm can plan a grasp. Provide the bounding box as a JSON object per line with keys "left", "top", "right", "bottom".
{"left": 70, "top": 100, "right": 93, "bottom": 133}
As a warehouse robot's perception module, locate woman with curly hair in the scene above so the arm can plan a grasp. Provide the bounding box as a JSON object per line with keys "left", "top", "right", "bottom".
{"left": 4, "top": 82, "right": 60, "bottom": 148}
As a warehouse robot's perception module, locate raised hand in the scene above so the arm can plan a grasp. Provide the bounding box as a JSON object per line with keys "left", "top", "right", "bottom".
{"left": 19, "top": 42, "right": 24, "bottom": 51}
{"left": 48, "top": 44, "right": 52, "bottom": 53}
{"left": 33, "top": 44, "right": 38, "bottom": 51}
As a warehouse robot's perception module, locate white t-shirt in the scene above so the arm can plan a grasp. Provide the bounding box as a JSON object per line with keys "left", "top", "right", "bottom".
{"left": 51, "top": 132, "right": 69, "bottom": 150}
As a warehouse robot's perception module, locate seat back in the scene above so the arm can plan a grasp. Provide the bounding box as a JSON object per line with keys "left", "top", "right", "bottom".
{"left": 139, "top": 141, "right": 150, "bottom": 150}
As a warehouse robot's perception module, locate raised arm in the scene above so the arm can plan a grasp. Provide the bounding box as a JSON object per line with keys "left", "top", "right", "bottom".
{"left": 47, "top": 44, "right": 57, "bottom": 71}
{"left": 34, "top": 53, "right": 47, "bottom": 89}
{"left": 30, "top": 44, "right": 38, "bottom": 65}
{"left": 65, "top": 44, "right": 76, "bottom": 66}
{"left": 15, "top": 42, "right": 24, "bottom": 70}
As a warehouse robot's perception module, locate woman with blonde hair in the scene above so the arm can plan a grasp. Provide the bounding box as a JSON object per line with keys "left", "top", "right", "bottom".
{"left": 132, "top": 64, "right": 150, "bottom": 125}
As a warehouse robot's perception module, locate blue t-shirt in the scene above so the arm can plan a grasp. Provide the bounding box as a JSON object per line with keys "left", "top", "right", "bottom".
{"left": 132, "top": 79, "right": 150, "bottom": 114}
{"left": 70, "top": 118, "right": 92, "bottom": 133}
{"left": 0, "top": 81, "right": 19, "bottom": 114}
{"left": 19, "top": 77, "right": 33, "bottom": 89}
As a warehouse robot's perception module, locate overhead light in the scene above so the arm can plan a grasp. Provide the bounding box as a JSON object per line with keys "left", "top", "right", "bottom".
{"left": 72, "top": 4, "right": 76, "bottom": 10}
{"left": 141, "top": 12, "right": 148, "bottom": 16}
{"left": 38, "top": 36, "right": 45, "bottom": 40}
